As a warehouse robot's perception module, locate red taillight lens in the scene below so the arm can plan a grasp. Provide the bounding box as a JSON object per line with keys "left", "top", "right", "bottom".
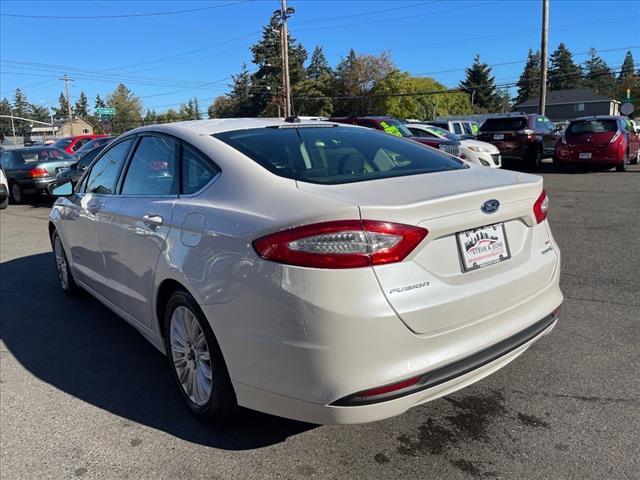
{"left": 30, "top": 167, "right": 49, "bottom": 178}
{"left": 253, "top": 220, "right": 428, "bottom": 269}
{"left": 356, "top": 376, "right": 422, "bottom": 398}
{"left": 533, "top": 189, "right": 549, "bottom": 224}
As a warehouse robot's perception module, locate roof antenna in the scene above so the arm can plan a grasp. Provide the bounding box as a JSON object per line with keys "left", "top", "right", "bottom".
{"left": 284, "top": 116, "right": 301, "bottom": 123}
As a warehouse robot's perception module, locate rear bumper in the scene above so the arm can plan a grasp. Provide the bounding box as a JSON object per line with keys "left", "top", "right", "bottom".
{"left": 233, "top": 315, "right": 557, "bottom": 424}
{"left": 19, "top": 178, "right": 55, "bottom": 194}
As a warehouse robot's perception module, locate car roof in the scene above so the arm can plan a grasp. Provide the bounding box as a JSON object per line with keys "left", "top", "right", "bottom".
{"left": 573, "top": 115, "right": 623, "bottom": 121}
{"left": 126, "top": 118, "right": 348, "bottom": 136}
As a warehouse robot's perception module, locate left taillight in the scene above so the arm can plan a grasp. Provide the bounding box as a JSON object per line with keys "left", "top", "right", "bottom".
{"left": 253, "top": 220, "right": 428, "bottom": 269}
{"left": 533, "top": 189, "right": 549, "bottom": 224}
{"left": 30, "top": 167, "right": 49, "bottom": 178}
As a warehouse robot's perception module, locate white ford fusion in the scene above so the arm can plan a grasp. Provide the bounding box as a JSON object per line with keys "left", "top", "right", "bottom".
{"left": 48, "top": 118, "right": 562, "bottom": 424}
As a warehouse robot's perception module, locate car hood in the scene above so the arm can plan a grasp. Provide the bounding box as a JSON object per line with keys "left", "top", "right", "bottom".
{"left": 460, "top": 139, "right": 500, "bottom": 152}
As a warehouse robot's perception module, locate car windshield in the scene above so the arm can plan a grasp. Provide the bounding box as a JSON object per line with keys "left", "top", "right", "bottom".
{"left": 567, "top": 120, "right": 617, "bottom": 134}
{"left": 480, "top": 118, "right": 528, "bottom": 132}
{"left": 425, "top": 125, "right": 460, "bottom": 141}
{"left": 376, "top": 119, "right": 413, "bottom": 138}
{"left": 17, "top": 148, "right": 72, "bottom": 163}
{"left": 52, "top": 138, "right": 73, "bottom": 149}
{"left": 214, "top": 126, "right": 465, "bottom": 185}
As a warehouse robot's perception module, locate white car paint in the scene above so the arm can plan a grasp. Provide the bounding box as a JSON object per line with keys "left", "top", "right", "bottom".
{"left": 0, "top": 165, "right": 8, "bottom": 209}
{"left": 49, "top": 118, "right": 562, "bottom": 424}
{"left": 406, "top": 123, "right": 502, "bottom": 168}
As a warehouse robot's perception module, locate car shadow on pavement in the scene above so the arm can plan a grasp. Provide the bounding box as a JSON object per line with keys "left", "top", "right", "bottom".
{"left": 0, "top": 253, "right": 316, "bottom": 449}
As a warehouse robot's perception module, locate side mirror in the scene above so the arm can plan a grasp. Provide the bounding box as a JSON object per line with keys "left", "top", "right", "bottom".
{"left": 48, "top": 180, "right": 73, "bottom": 197}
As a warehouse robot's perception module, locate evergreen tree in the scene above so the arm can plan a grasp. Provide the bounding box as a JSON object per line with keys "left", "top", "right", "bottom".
{"left": 229, "top": 63, "right": 255, "bottom": 117}
{"left": 12, "top": 88, "right": 30, "bottom": 118}
{"left": 94, "top": 94, "right": 106, "bottom": 109}
{"left": 583, "top": 48, "right": 614, "bottom": 95}
{"left": 106, "top": 83, "right": 142, "bottom": 134}
{"left": 194, "top": 98, "right": 201, "bottom": 120}
{"left": 144, "top": 110, "right": 158, "bottom": 125}
{"left": 619, "top": 50, "right": 635, "bottom": 80}
{"left": 459, "top": 55, "right": 500, "bottom": 112}
{"left": 548, "top": 43, "right": 583, "bottom": 90}
{"left": 74, "top": 91, "right": 89, "bottom": 117}
{"left": 208, "top": 96, "right": 234, "bottom": 118}
{"left": 29, "top": 104, "right": 50, "bottom": 123}
{"left": 307, "top": 46, "right": 332, "bottom": 80}
{"left": 54, "top": 92, "right": 70, "bottom": 119}
{"left": 0, "top": 98, "right": 12, "bottom": 141}
{"left": 515, "top": 49, "right": 541, "bottom": 105}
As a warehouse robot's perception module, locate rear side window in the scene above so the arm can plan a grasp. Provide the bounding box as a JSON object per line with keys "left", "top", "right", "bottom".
{"left": 213, "top": 126, "right": 465, "bottom": 185}
{"left": 480, "top": 118, "right": 528, "bottom": 132}
{"left": 567, "top": 120, "right": 617, "bottom": 134}
{"left": 463, "top": 123, "right": 473, "bottom": 134}
{"left": 86, "top": 138, "right": 133, "bottom": 195}
{"left": 121, "top": 136, "right": 179, "bottom": 195}
{"left": 182, "top": 144, "right": 219, "bottom": 194}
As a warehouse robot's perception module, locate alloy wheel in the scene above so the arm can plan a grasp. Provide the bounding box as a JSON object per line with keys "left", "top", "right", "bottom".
{"left": 169, "top": 306, "right": 213, "bottom": 407}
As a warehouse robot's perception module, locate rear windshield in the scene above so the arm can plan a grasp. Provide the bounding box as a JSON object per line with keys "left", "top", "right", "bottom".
{"left": 480, "top": 118, "right": 528, "bottom": 132}
{"left": 17, "top": 148, "right": 72, "bottom": 163}
{"left": 52, "top": 138, "right": 73, "bottom": 149}
{"left": 567, "top": 120, "right": 617, "bottom": 134}
{"left": 213, "top": 126, "right": 466, "bottom": 185}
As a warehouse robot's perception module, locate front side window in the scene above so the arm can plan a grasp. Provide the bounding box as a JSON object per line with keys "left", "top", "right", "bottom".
{"left": 121, "top": 136, "right": 179, "bottom": 195}
{"left": 182, "top": 144, "right": 219, "bottom": 194}
{"left": 85, "top": 138, "right": 134, "bottom": 195}
{"left": 452, "top": 123, "right": 463, "bottom": 134}
{"left": 214, "top": 126, "right": 465, "bottom": 185}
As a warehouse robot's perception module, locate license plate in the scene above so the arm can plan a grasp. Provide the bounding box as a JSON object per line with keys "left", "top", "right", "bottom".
{"left": 579, "top": 152, "right": 592, "bottom": 159}
{"left": 493, "top": 134, "right": 504, "bottom": 140}
{"left": 456, "top": 223, "right": 511, "bottom": 272}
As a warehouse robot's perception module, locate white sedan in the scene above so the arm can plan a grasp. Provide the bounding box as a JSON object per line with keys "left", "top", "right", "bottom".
{"left": 48, "top": 118, "right": 562, "bottom": 425}
{"left": 406, "top": 123, "right": 502, "bottom": 168}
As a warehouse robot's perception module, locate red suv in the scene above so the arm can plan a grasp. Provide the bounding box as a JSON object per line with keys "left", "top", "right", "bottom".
{"left": 52, "top": 134, "right": 108, "bottom": 155}
{"left": 476, "top": 114, "right": 561, "bottom": 169}
{"left": 554, "top": 116, "right": 640, "bottom": 172}
{"left": 329, "top": 116, "right": 461, "bottom": 157}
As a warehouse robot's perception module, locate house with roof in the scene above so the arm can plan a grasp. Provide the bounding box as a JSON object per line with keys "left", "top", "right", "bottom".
{"left": 514, "top": 88, "right": 621, "bottom": 122}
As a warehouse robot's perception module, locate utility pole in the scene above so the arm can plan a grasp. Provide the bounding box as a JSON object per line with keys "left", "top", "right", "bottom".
{"left": 278, "top": 0, "right": 293, "bottom": 117}
{"left": 538, "top": 0, "right": 549, "bottom": 115}
{"left": 59, "top": 74, "right": 74, "bottom": 133}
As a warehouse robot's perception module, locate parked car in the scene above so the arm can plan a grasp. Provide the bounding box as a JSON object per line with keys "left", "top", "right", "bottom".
{"left": 329, "top": 116, "right": 461, "bottom": 157}
{"left": 554, "top": 116, "right": 640, "bottom": 172}
{"left": 406, "top": 123, "right": 501, "bottom": 168}
{"left": 71, "top": 136, "right": 113, "bottom": 160}
{"left": 476, "top": 114, "right": 561, "bottom": 169}
{"left": 52, "top": 134, "right": 107, "bottom": 155}
{"left": 48, "top": 119, "right": 562, "bottom": 425}
{"left": 56, "top": 143, "right": 110, "bottom": 186}
{"left": 430, "top": 120, "right": 479, "bottom": 137}
{"left": 0, "top": 147, "right": 74, "bottom": 203}
{"left": 0, "top": 165, "right": 8, "bottom": 209}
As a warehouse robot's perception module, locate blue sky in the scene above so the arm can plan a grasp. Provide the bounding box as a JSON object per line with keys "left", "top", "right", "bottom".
{"left": 1, "top": 0, "right": 639, "bottom": 114}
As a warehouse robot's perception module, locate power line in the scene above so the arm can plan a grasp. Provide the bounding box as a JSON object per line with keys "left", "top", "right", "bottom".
{"left": 290, "top": 1, "right": 438, "bottom": 26}
{"left": 0, "top": 1, "right": 251, "bottom": 19}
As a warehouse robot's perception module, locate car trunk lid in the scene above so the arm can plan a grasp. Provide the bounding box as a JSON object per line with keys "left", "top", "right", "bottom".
{"left": 297, "top": 168, "right": 558, "bottom": 335}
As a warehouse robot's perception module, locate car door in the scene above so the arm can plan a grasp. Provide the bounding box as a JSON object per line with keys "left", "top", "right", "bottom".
{"left": 64, "top": 137, "right": 135, "bottom": 297}
{"left": 102, "top": 133, "right": 180, "bottom": 327}
{"left": 624, "top": 119, "right": 640, "bottom": 158}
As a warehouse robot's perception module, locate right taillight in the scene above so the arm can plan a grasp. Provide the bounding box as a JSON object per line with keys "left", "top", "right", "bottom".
{"left": 533, "top": 189, "right": 549, "bottom": 224}
{"left": 253, "top": 220, "right": 428, "bottom": 269}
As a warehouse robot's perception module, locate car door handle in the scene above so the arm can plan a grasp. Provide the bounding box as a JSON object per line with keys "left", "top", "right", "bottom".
{"left": 142, "top": 214, "right": 163, "bottom": 227}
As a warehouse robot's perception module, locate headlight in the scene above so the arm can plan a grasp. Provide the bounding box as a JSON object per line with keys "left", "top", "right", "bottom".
{"left": 479, "top": 159, "right": 490, "bottom": 166}
{"left": 467, "top": 146, "right": 491, "bottom": 153}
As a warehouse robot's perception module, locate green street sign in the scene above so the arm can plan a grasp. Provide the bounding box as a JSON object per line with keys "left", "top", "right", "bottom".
{"left": 95, "top": 107, "right": 115, "bottom": 115}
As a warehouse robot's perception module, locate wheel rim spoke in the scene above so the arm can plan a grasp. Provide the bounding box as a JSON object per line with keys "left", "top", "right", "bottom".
{"left": 169, "top": 306, "right": 213, "bottom": 406}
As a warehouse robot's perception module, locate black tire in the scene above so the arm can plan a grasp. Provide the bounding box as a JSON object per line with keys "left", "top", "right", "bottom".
{"left": 9, "top": 182, "right": 25, "bottom": 204}
{"left": 632, "top": 149, "right": 639, "bottom": 165}
{"left": 164, "top": 290, "right": 237, "bottom": 423}
{"left": 51, "top": 230, "right": 79, "bottom": 295}
{"left": 553, "top": 156, "right": 567, "bottom": 172}
{"left": 616, "top": 151, "right": 629, "bottom": 172}
{"left": 530, "top": 147, "right": 543, "bottom": 170}
{"left": 0, "top": 197, "right": 8, "bottom": 209}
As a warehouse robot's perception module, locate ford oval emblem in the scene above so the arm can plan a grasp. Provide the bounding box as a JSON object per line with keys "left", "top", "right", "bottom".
{"left": 481, "top": 199, "right": 500, "bottom": 214}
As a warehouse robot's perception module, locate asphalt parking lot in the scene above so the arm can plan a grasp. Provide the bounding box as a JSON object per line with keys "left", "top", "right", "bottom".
{"left": 1, "top": 163, "right": 639, "bottom": 480}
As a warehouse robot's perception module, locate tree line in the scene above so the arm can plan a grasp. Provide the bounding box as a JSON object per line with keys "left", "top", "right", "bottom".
{"left": 1, "top": 12, "right": 638, "bottom": 141}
